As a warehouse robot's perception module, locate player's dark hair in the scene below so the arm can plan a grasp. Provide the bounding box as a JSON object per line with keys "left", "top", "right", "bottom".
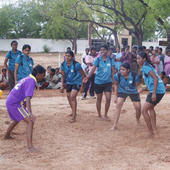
{"left": 120, "top": 62, "right": 130, "bottom": 70}
{"left": 65, "top": 50, "right": 74, "bottom": 58}
{"left": 11, "top": 40, "right": 18, "bottom": 46}
{"left": 32, "top": 65, "right": 46, "bottom": 77}
{"left": 22, "top": 44, "right": 31, "bottom": 51}
{"left": 100, "top": 44, "right": 109, "bottom": 50}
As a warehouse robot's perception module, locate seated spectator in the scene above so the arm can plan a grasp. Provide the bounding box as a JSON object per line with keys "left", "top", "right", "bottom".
{"left": 46, "top": 66, "right": 52, "bottom": 76}
{"left": 46, "top": 68, "right": 62, "bottom": 89}
{"left": 160, "top": 71, "right": 170, "bottom": 87}
{"left": 0, "top": 68, "right": 9, "bottom": 90}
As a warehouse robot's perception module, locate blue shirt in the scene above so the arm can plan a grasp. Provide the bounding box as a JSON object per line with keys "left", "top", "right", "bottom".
{"left": 93, "top": 56, "right": 115, "bottom": 84}
{"left": 5, "top": 50, "right": 22, "bottom": 71}
{"left": 141, "top": 63, "right": 165, "bottom": 94}
{"left": 16, "top": 54, "right": 34, "bottom": 81}
{"left": 115, "top": 52, "right": 122, "bottom": 71}
{"left": 114, "top": 72, "right": 140, "bottom": 94}
{"left": 61, "top": 61, "right": 82, "bottom": 85}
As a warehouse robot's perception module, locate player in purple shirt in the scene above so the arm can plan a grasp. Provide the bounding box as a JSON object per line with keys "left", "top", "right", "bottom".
{"left": 4, "top": 65, "right": 46, "bottom": 152}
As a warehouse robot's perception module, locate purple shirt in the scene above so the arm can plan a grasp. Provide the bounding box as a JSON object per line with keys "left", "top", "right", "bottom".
{"left": 6, "top": 75, "right": 36, "bottom": 105}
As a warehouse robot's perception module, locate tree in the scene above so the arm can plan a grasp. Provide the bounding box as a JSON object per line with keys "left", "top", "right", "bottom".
{"left": 39, "top": 0, "right": 88, "bottom": 53}
{"left": 62, "top": 0, "right": 157, "bottom": 46}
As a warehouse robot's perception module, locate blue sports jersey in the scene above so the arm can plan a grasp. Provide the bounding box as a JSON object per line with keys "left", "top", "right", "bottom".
{"left": 141, "top": 62, "right": 165, "bottom": 94}
{"left": 61, "top": 61, "right": 82, "bottom": 85}
{"left": 15, "top": 54, "right": 34, "bottom": 81}
{"left": 5, "top": 50, "right": 22, "bottom": 71}
{"left": 93, "top": 56, "right": 115, "bottom": 85}
{"left": 114, "top": 72, "right": 140, "bottom": 94}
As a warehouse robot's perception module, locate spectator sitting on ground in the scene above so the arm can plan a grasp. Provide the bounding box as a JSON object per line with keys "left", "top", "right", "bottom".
{"left": 46, "top": 66, "right": 52, "bottom": 76}
{"left": 0, "top": 68, "right": 9, "bottom": 90}
{"left": 46, "top": 68, "right": 62, "bottom": 89}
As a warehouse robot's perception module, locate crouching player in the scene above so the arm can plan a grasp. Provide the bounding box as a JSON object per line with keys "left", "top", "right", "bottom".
{"left": 4, "top": 65, "right": 46, "bottom": 152}
{"left": 111, "top": 63, "right": 141, "bottom": 130}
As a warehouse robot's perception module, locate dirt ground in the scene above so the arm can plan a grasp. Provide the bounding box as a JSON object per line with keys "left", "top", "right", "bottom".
{"left": 0, "top": 53, "right": 170, "bottom": 170}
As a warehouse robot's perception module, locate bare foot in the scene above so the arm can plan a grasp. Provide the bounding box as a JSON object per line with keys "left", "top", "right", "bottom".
{"left": 97, "top": 115, "right": 103, "bottom": 120}
{"left": 103, "top": 116, "right": 111, "bottom": 121}
{"left": 121, "top": 109, "right": 127, "bottom": 114}
{"left": 110, "top": 126, "right": 118, "bottom": 131}
{"left": 4, "top": 135, "right": 15, "bottom": 140}
{"left": 68, "top": 113, "right": 73, "bottom": 117}
{"left": 146, "top": 132, "right": 154, "bottom": 139}
{"left": 28, "top": 147, "right": 39, "bottom": 153}
{"left": 69, "top": 118, "right": 76, "bottom": 123}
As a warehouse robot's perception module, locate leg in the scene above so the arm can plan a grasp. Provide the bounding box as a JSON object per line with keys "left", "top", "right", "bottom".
{"left": 8, "top": 70, "right": 15, "bottom": 90}
{"left": 4, "top": 121, "right": 18, "bottom": 139}
{"left": 96, "top": 93, "right": 103, "bottom": 118}
{"left": 104, "top": 91, "right": 112, "bottom": 120}
{"left": 69, "top": 90, "right": 79, "bottom": 123}
{"left": 83, "top": 80, "right": 90, "bottom": 98}
{"left": 24, "top": 117, "right": 36, "bottom": 152}
{"left": 111, "top": 97, "right": 125, "bottom": 130}
{"left": 149, "top": 107, "right": 157, "bottom": 132}
{"left": 67, "top": 92, "right": 73, "bottom": 116}
{"left": 132, "top": 102, "right": 141, "bottom": 124}
{"left": 142, "top": 102, "right": 155, "bottom": 137}
{"left": 89, "top": 74, "right": 95, "bottom": 97}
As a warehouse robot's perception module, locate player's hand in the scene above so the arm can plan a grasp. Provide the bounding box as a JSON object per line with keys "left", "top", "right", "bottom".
{"left": 138, "top": 88, "right": 143, "bottom": 93}
{"left": 83, "top": 77, "right": 88, "bottom": 83}
{"left": 114, "top": 96, "right": 118, "bottom": 104}
{"left": 152, "top": 93, "right": 156, "bottom": 102}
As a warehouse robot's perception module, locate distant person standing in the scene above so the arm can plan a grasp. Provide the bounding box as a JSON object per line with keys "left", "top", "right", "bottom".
{"left": 82, "top": 47, "right": 98, "bottom": 99}
{"left": 114, "top": 47, "right": 122, "bottom": 72}
{"left": 14, "top": 44, "right": 34, "bottom": 83}
{"left": 81, "top": 48, "right": 90, "bottom": 71}
{"left": 4, "top": 41, "right": 21, "bottom": 90}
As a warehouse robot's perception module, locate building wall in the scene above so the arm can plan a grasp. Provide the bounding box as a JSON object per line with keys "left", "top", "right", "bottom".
{"left": 0, "top": 38, "right": 89, "bottom": 53}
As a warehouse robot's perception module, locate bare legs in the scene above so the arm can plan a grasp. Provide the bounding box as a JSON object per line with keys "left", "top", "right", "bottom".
{"left": 67, "top": 90, "right": 79, "bottom": 123}
{"left": 142, "top": 102, "right": 156, "bottom": 137}
{"left": 96, "top": 92, "right": 112, "bottom": 119}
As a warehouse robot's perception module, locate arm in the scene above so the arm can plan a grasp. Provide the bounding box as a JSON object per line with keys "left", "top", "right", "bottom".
{"left": 79, "top": 69, "right": 86, "bottom": 78}
{"left": 60, "top": 70, "right": 65, "bottom": 92}
{"left": 149, "top": 71, "right": 158, "bottom": 101}
{"left": 87, "top": 66, "right": 96, "bottom": 78}
{"left": 4, "top": 58, "right": 8, "bottom": 69}
{"left": 14, "top": 64, "right": 19, "bottom": 84}
{"left": 113, "top": 82, "right": 118, "bottom": 103}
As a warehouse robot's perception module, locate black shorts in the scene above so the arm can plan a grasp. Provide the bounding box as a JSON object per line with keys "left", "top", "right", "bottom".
{"left": 118, "top": 93, "right": 140, "bottom": 102}
{"left": 146, "top": 93, "right": 165, "bottom": 106}
{"left": 94, "top": 83, "right": 112, "bottom": 94}
{"left": 66, "top": 84, "right": 81, "bottom": 93}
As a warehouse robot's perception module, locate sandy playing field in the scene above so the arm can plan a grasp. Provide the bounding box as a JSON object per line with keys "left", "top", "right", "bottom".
{"left": 0, "top": 53, "right": 170, "bottom": 170}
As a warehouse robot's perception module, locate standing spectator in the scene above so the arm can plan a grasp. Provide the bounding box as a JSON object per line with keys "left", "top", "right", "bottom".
{"left": 81, "top": 47, "right": 98, "bottom": 99}
{"left": 4, "top": 41, "right": 21, "bottom": 90}
{"left": 164, "top": 48, "right": 170, "bottom": 76}
{"left": 131, "top": 46, "right": 138, "bottom": 73}
{"left": 121, "top": 46, "right": 132, "bottom": 64}
{"left": 14, "top": 44, "right": 34, "bottom": 82}
{"left": 0, "top": 68, "right": 9, "bottom": 90}
{"left": 81, "top": 48, "right": 89, "bottom": 71}
{"left": 114, "top": 47, "right": 122, "bottom": 72}
{"left": 150, "top": 50, "right": 160, "bottom": 73}
{"left": 158, "top": 48, "right": 165, "bottom": 74}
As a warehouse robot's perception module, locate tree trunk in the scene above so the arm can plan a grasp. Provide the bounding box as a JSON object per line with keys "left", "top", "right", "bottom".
{"left": 72, "top": 38, "right": 77, "bottom": 54}
{"left": 112, "top": 30, "right": 120, "bottom": 48}
{"left": 134, "top": 32, "right": 143, "bottom": 46}
{"left": 167, "top": 29, "right": 170, "bottom": 49}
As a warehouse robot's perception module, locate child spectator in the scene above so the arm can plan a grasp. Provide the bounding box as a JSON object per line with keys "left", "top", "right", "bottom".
{"left": 0, "top": 68, "right": 9, "bottom": 90}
